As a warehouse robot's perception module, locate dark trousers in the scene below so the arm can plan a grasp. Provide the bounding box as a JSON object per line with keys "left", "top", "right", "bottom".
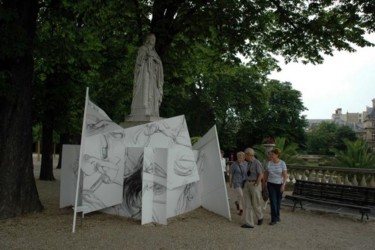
{"left": 267, "top": 182, "right": 282, "bottom": 223}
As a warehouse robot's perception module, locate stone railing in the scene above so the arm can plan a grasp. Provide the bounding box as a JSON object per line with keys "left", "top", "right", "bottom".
{"left": 287, "top": 165, "right": 375, "bottom": 188}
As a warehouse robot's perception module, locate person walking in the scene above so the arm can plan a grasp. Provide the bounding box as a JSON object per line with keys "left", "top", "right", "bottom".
{"left": 229, "top": 151, "right": 247, "bottom": 216}
{"left": 264, "top": 148, "right": 288, "bottom": 225}
{"left": 241, "top": 148, "right": 264, "bottom": 229}
{"left": 220, "top": 150, "right": 227, "bottom": 182}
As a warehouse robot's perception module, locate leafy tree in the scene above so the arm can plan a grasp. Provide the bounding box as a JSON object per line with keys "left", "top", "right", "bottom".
{"left": 33, "top": 0, "right": 138, "bottom": 177}
{"left": 33, "top": 0, "right": 105, "bottom": 180}
{"left": 264, "top": 80, "right": 307, "bottom": 145}
{"left": 237, "top": 80, "right": 307, "bottom": 149}
{"left": 334, "top": 125, "right": 358, "bottom": 151}
{"left": 307, "top": 122, "right": 357, "bottom": 155}
{"left": 334, "top": 139, "right": 375, "bottom": 168}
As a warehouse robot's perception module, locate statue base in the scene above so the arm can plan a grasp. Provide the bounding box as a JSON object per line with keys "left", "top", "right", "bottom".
{"left": 122, "top": 114, "right": 163, "bottom": 128}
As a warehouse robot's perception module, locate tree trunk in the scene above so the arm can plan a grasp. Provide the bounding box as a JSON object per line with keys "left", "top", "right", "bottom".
{"left": 0, "top": 0, "right": 43, "bottom": 219}
{"left": 39, "top": 122, "right": 55, "bottom": 180}
{"left": 56, "top": 133, "right": 70, "bottom": 169}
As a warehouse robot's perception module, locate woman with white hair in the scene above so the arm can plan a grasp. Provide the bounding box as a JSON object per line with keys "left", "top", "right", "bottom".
{"left": 229, "top": 151, "right": 247, "bottom": 216}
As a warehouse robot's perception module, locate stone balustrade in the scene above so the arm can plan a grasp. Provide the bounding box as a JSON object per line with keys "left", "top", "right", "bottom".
{"left": 287, "top": 165, "right": 375, "bottom": 188}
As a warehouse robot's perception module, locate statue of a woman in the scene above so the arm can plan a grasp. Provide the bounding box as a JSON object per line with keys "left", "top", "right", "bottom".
{"left": 128, "top": 33, "right": 164, "bottom": 121}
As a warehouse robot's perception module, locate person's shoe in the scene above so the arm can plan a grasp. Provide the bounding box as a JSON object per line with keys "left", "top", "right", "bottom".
{"left": 276, "top": 218, "right": 281, "bottom": 222}
{"left": 235, "top": 201, "right": 239, "bottom": 211}
{"left": 257, "top": 219, "right": 263, "bottom": 225}
{"left": 269, "top": 221, "right": 277, "bottom": 226}
{"left": 241, "top": 224, "right": 254, "bottom": 229}
{"left": 238, "top": 209, "right": 243, "bottom": 216}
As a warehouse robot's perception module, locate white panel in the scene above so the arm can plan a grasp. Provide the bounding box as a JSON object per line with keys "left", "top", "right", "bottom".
{"left": 146, "top": 148, "right": 168, "bottom": 225}
{"left": 60, "top": 144, "right": 81, "bottom": 208}
{"left": 101, "top": 147, "right": 143, "bottom": 219}
{"left": 166, "top": 182, "right": 200, "bottom": 218}
{"left": 123, "top": 115, "right": 192, "bottom": 148}
{"left": 141, "top": 148, "right": 154, "bottom": 224}
{"left": 193, "top": 126, "right": 231, "bottom": 221}
{"left": 81, "top": 130, "right": 125, "bottom": 213}
{"left": 166, "top": 146, "right": 199, "bottom": 190}
{"left": 85, "top": 100, "right": 123, "bottom": 137}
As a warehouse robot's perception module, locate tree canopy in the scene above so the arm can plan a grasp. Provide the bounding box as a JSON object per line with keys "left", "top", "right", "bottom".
{"left": 306, "top": 122, "right": 358, "bottom": 155}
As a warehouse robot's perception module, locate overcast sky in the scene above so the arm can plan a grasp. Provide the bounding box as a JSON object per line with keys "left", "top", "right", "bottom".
{"left": 269, "top": 34, "right": 375, "bottom": 120}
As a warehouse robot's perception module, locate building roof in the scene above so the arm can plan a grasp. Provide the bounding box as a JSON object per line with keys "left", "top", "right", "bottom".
{"left": 366, "top": 107, "right": 375, "bottom": 119}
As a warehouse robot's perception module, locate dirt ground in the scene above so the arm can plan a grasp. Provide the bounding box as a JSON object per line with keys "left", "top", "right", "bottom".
{"left": 0, "top": 157, "right": 374, "bottom": 250}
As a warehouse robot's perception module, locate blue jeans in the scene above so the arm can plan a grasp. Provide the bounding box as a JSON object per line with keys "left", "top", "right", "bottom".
{"left": 267, "top": 182, "right": 282, "bottom": 223}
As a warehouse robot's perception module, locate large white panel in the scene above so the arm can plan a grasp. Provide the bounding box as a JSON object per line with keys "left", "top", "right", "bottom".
{"left": 142, "top": 148, "right": 167, "bottom": 225}
{"left": 166, "top": 146, "right": 199, "bottom": 190}
{"left": 123, "top": 115, "right": 192, "bottom": 148}
{"left": 102, "top": 147, "right": 144, "bottom": 219}
{"left": 166, "top": 182, "right": 200, "bottom": 218}
{"left": 81, "top": 130, "right": 125, "bottom": 213}
{"left": 193, "top": 126, "right": 231, "bottom": 221}
{"left": 85, "top": 100, "right": 123, "bottom": 137}
{"left": 141, "top": 148, "right": 154, "bottom": 224}
{"left": 60, "top": 144, "right": 81, "bottom": 208}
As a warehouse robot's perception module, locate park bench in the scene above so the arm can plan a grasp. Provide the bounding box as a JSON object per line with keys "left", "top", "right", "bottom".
{"left": 285, "top": 179, "right": 375, "bottom": 221}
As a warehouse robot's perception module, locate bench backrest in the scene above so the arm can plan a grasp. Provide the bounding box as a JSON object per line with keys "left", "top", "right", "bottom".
{"left": 292, "top": 180, "right": 375, "bottom": 206}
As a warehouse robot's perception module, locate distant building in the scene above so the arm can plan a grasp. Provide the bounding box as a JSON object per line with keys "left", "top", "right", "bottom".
{"left": 306, "top": 119, "right": 331, "bottom": 132}
{"left": 331, "top": 108, "right": 365, "bottom": 139}
{"left": 364, "top": 99, "right": 375, "bottom": 151}
{"left": 307, "top": 98, "right": 375, "bottom": 151}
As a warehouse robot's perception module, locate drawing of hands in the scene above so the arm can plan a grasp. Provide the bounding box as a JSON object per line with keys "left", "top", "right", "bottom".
{"left": 174, "top": 152, "right": 196, "bottom": 176}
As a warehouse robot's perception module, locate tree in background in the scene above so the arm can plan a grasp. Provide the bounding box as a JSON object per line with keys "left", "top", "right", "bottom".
{"left": 237, "top": 80, "right": 307, "bottom": 149}
{"left": 334, "top": 139, "right": 375, "bottom": 168}
{"left": 33, "top": 0, "right": 108, "bottom": 179}
{"left": 34, "top": 0, "right": 140, "bottom": 177}
{"left": 307, "top": 122, "right": 357, "bottom": 155}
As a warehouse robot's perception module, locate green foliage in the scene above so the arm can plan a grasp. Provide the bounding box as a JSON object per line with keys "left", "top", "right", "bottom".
{"left": 32, "top": 124, "right": 42, "bottom": 143}
{"left": 147, "top": 0, "right": 375, "bottom": 64}
{"left": 236, "top": 80, "right": 308, "bottom": 149}
{"left": 273, "top": 137, "right": 305, "bottom": 165}
{"left": 33, "top": 0, "right": 140, "bottom": 141}
{"left": 307, "top": 122, "right": 357, "bottom": 155}
{"left": 190, "top": 136, "right": 201, "bottom": 145}
{"left": 29, "top": 0, "right": 374, "bottom": 149}
{"left": 333, "top": 140, "right": 375, "bottom": 168}
{"left": 253, "top": 137, "right": 304, "bottom": 165}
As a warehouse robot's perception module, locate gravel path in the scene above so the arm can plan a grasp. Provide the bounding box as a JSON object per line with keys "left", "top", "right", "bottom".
{"left": 1, "top": 158, "right": 374, "bottom": 250}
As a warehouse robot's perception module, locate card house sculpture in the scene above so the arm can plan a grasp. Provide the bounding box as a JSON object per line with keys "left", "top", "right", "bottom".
{"left": 61, "top": 89, "right": 231, "bottom": 232}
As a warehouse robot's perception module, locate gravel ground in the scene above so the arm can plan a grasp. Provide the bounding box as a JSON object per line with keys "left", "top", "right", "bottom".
{"left": 1, "top": 157, "right": 374, "bottom": 250}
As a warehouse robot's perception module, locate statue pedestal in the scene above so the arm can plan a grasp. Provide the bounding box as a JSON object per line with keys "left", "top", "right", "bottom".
{"left": 263, "top": 144, "right": 276, "bottom": 154}
{"left": 122, "top": 114, "right": 163, "bottom": 128}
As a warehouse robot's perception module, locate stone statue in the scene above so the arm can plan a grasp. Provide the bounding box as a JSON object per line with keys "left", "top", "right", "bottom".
{"left": 127, "top": 33, "right": 164, "bottom": 122}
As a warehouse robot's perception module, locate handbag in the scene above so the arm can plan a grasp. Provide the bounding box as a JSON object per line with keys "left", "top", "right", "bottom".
{"left": 262, "top": 189, "right": 269, "bottom": 201}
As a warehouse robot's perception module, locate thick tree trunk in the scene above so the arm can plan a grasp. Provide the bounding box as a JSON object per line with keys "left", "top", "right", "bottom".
{"left": 0, "top": 0, "right": 43, "bottom": 219}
